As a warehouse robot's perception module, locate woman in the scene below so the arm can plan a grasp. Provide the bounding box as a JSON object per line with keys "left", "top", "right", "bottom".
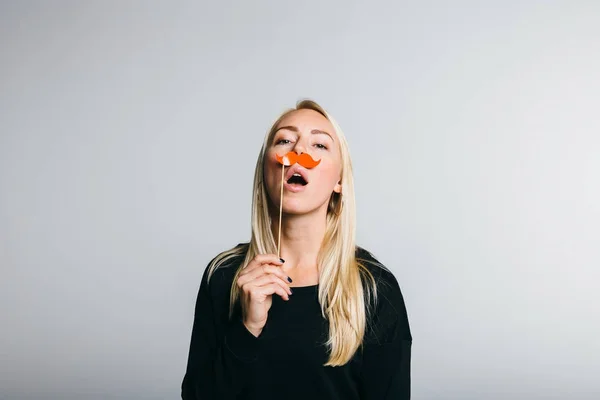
{"left": 181, "top": 100, "right": 412, "bottom": 399}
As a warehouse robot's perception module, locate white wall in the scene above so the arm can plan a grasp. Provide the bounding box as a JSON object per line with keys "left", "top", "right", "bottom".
{"left": 1, "top": 1, "right": 598, "bottom": 399}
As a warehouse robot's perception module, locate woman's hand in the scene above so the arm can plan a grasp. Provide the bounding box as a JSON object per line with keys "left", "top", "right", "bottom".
{"left": 237, "top": 254, "right": 292, "bottom": 337}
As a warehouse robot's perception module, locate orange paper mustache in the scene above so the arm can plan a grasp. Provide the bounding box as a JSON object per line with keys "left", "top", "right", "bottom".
{"left": 276, "top": 151, "right": 321, "bottom": 168}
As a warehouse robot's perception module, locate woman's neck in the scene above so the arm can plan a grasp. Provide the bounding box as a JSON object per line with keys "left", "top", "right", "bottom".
{"left": 272, "top": 211, "right": 327, "bottom": 272}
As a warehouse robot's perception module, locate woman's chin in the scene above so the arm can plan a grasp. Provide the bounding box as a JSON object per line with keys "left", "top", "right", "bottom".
{"left": 281, "top": 206, "right": 310, "bottom": 216}
{"left": 280, "top": 202, "right": 328, "bottom": 217}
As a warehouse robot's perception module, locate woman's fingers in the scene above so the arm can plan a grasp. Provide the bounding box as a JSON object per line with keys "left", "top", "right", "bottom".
{"left": 238, "top": 264, "right": 291, "bottom": 287}
{"left": 236, "top": 253, "right": 292, "bottom": 304}
{"left": 241, "top": 254, "right": 284, "bottom": 275}
{"left": 256, "top": 282, "right": 290, "bottom": 301}
{"left": 242, "top": 274, "right": 292, "bottom": 297}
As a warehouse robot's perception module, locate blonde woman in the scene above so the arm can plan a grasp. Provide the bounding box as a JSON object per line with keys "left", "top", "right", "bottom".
{"left": 181, "top": 100, "right": 412, "bottom": 399}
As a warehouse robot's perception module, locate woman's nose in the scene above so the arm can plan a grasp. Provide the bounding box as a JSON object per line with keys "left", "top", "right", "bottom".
{"left": 293, "top": 143, "right": 307, "bottom": 154}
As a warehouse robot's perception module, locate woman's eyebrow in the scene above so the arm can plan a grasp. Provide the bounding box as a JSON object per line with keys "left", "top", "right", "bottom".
{"left": 311, "top": 129, "right": 334, "bottom": 141}
{"left": 274, "top": 125, "right": 298, "bottom": 133}
{"left": 274, "top": 126, "right": 334, "bottom": 141}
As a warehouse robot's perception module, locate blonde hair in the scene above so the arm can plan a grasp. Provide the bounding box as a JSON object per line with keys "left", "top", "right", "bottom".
{"left": 207, "top": 99, "right": 377, "bottom": 366}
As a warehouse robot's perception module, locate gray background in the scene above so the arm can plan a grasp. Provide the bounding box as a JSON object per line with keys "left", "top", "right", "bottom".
{"left": 1, "top": 1, "right": 599, "bottom": 399}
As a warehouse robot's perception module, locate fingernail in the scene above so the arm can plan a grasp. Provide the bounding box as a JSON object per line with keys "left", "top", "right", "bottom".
{"left": 280, "top": 258, "right": 285, "bottom": 263}
{"left": 287, "top": 276, "right": 293, "bottom": 283}
{"left": 289, "top": 288, "right": 293, "bottom": 294}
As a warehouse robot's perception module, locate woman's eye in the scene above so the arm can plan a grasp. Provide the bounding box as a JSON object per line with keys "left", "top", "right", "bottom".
{"left": 275, "top": 139, "right": 291, "bottom": 145}
{"left": 315, "top": 143, "right": 328, "bottom": 150}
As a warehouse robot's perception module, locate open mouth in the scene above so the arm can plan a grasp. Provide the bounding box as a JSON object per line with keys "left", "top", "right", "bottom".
{"left": 287, "top": 173, "right": 308, "bottom": 186}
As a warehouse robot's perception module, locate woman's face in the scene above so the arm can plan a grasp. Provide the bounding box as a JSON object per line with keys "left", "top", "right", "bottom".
{"left": 264, "top": 109, "right": 342, "bottom": 216}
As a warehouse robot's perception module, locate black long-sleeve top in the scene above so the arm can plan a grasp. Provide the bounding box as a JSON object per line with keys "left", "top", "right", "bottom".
{"left": 181, "top": 246, "right": 412, "bottom": 399}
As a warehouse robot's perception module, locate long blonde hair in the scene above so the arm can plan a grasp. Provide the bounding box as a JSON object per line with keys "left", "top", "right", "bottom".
{"left": 207, "top": 99, "right": 377, "bottom": 366}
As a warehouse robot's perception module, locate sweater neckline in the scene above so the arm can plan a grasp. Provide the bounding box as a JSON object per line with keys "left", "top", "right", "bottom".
{"left": 290, "top": 284, "right": 319, "bottom": 294}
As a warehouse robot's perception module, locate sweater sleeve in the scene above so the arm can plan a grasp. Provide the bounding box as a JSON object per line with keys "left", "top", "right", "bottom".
{"left": 358, "top": 269, "right": 412, "bottom": 399}
{"left": 181, "top": 266, "right": 260, "bottom": 399}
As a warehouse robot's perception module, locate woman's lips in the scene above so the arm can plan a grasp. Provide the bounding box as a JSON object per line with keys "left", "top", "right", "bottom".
{"left": 285, "top": 165, "right": 309, "bottom": 183}
{"left": 283, "top": 180, "right": 308, "bottom": 193}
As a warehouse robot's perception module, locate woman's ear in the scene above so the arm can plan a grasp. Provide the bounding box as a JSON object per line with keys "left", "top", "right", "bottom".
{"left": 333, "top": 180, "right": 342, "bottom": 194}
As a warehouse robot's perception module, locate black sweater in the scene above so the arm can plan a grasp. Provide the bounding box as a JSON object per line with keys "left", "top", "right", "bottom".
{"left": 181, "top": 246, "right": 412, "bottom": 399}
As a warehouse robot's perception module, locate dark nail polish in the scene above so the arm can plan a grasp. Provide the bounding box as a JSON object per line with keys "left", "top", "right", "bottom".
{"left": 280, "top": 258, "right": 285, "bottom": 263}
{"left": 289, "top": 288, "right": 293, "bottom": 294}
{"left": 287, "top": 276, "right": 293, "bottom": 283}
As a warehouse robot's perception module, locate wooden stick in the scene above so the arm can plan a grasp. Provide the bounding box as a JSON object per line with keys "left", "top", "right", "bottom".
{"left": 277, "top": 162, "right": 284, "bottom": 258}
